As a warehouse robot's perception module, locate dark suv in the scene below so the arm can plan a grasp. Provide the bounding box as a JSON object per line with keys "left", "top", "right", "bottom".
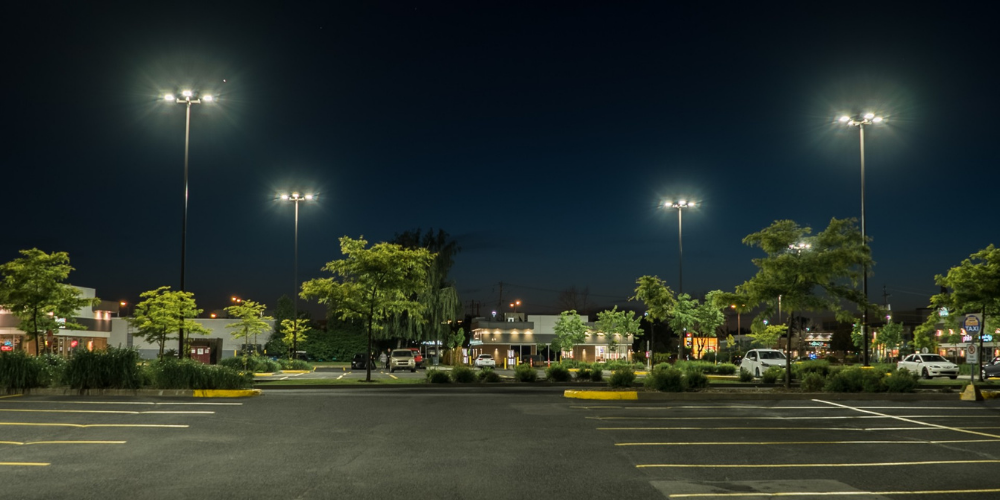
{"left": 351, "top": 353, "right": 371, "bottom": 370}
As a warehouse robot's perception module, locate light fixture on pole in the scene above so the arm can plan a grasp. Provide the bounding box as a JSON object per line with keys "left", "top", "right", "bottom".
{"left": 278, "top": 192, "right": 316, "bottom": 358}
{"left": 838, "top": 112, "right": 883, "bottom": 366}
{"left": 664, "top": 199, "right": 695, "bottom": 360}
{"left": 165, "top": 89, "right": 214, "bottom": 358}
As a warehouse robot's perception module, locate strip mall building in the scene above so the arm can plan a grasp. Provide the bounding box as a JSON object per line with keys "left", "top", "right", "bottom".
{"left": 469, "top": 313, "right": 635, "bottom": 367}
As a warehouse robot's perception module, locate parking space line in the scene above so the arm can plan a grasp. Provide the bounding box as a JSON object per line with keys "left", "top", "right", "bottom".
{"left": 638, "top": 459, "right": 1000, "bottom": 468}
{"left": 588, "top": 415, "right": 978, "bottom": 421}
{"left": 816, "top": 399, "right": 1000, "bottom": 439}
{"left": 668, "top": 487, "right": 1000, "bottom": 498}
{"left": 388, "top": 374, "right": 399, "bottom": 380}
{"left": 0, "top": 422, "right": 189, "bottom": 428}
{"left": 576, "top": 405, "right": 991, "bottom": 411}
{"left": 0, "top": 440, "right": 126, "bottom": 446}
{"left": 0, "top": 394, "right": 23, "bottom": 399}
{"left": 618, "top": 439, "right": 1000, "bottom": 446}
{"left": 598, "top": 426, "right": 996, "bottom": 431}
{"left": 1, "top": 462, "right": 49, "bottom": 466}
{"left": 0, "top": 409, "right": 214, "bottom": 415}
{"left": 0, "top": 401, "right": 241, "bottom": 405}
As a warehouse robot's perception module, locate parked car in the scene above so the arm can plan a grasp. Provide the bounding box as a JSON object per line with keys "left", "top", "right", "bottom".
{"left": 897, "top": 353, "right": 959, "bottom": 379}
{"left": 474, "top": 353, "right": 496, "bottom": 368}
{"left": 739, "top": 349, "right": 788, "bottom": 378}
{"left": 351, "top": 353, "right": 371, "bottom": 370}
{"left": 390, "top": 349, "right": 417, "bottom": 373}
{"left": 407, "top": 347, "right": 424, "bottom": 368}
{"left": 983, "top": 357, "right": 1000, "bottom": 380}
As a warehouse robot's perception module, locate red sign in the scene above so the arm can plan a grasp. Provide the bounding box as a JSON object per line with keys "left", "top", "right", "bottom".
{"left": 0, "top": 345, "right": 12, "bottom": 352}
{"left": 70, "top": 340, "right": 79, "bottom": 348}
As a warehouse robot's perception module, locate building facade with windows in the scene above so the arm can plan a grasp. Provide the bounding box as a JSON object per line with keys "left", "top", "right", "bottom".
{"left": 469, "top": 313, "right": 635, "bottom": 367}
{"left": 0, "top": 286, "right": 116, "bottom": 356}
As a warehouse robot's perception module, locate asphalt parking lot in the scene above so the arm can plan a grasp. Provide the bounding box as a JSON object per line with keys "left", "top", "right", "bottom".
{"left": 2, "top": 390, "right": 999, "bottom": 499}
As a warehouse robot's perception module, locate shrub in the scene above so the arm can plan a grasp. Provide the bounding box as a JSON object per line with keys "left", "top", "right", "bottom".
{"left": 608, "top": 367, "right": 636, "bottom": 388}
{"left": 278, "top": 359, "right": 312, "bottom": 371}
{"left": 738, "top": 368, "right": 753, "bottom": 382}
{"left": 477, "top": 367, "right": 501, "bottom": 383}
{"left": 0, "top": 351, "right": 46, "bottom": 392}
{"left": 825, "top": 355, "right": 840, "bottom": 364}
{"left": 576, "top": 368, "right": 592, "bottom": 381}
{"left": 701, "top": 351, "right": 717, "bottom": 363}
{"left": 147, "top": 358, "right": 252, "bottom": 390}
{"left": 38, "top": 354, "right": 67, "bottom": 387}
{"left": 794, "top": 360, "right": 831, "bottom": 378}
{"left": 824, "top": 367, "right": 886, "bottom": 393}
{"left": 685, "top": 369, "right": 709, "bottom": 389}
{"left": 220, "top": 355, "right": 281, "bottom": 373}
{"left": 64, "top": 347, "right": 142, "bottom": 390}
{"left": 545, "top": 364, "right": 571, "bottom": 382}
{"left": 883, "top": 369, "right": 918, "bottom": 393}
{"left": 801, "top": 372, "right": 826, "bottom": 392}
{"left": 714, "top": 363, "right": 738, "bottom": 375}
{"left": 644, "top": 366, "right": 684, "bottom": 392}
{"left": 451, "top": 366, "right": 476, "bottom": 383}
{"left": 590, "top": 367, "right": 604, "bottom": 382}
{"left": 761, "top": 366, "right": 783, "bottom": 384}
{"left": 426, "top": 369, "right": 450, "bottom": 383}
{"left": 674, "top": 360, "right": 713, "bottom": 374}
{"left": 604, "top": 360, "right": 644, "bottom": 371}
{"left": 514, "top": 363, "right": 537, "bottom": 382}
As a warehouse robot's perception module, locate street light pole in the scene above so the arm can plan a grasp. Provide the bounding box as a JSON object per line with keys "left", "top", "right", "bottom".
{"left": 165, "top": 90, "right": 213, "bottom": 359}
{"left": 840, "top": 113, "right": 883, "bottom": 366}
{"left": 279, "top": 192, "right": 315, "bottom": 358}
{"left": 665, "top": 199, "right": 695, "bottom": 360}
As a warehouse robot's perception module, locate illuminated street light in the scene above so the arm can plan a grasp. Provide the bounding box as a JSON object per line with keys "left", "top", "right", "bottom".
{"left": 277, "top": 191, "right": 317, "bottom": 358}
{"left": 164, "top": 88, "right": 215, "bottom": 358}
{"left": 838, "top": 112, "right": 884, "bottom": 366}
{"left": 664, "top": 199, "right": 696, "bottom": 360}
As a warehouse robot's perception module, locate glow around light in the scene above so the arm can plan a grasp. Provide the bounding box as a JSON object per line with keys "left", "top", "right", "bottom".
{"left": 872, "top": 116, "right": 883, "bottom": 123}
{"left": 203, "top": 94, "right": 214, "bottom": 102}
{"left": 280, "top": 194, "right": 289, "bottom": 200}
{"left": 182, "top": 90, "right": 193, "bottom": 97}
{"left": 304, "top": 194, "right": 314, "bottom": 200}
{"left": 164, "top": 94, "right": 175, "bottom": 101}
{"left": 839, "top": 116, "right": 850, "bottom": 123}
{"left": 864, "top": 112, "right": 875, "bottom": 120}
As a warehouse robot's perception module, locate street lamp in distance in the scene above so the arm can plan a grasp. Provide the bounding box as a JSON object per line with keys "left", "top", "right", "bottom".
{"left": 277, "top": 191, "right": 317, "bottom": 358}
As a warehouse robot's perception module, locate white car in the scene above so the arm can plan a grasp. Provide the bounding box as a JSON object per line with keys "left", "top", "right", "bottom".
{"left": 897, "top": 353, "right": 959, "bottom": 379}
{"left": 389, "top": 349, "right": 416, "bottom": 373}
{"left": 474, "top": 354, "right": 495, "bottom": 368}
{"left": 740, "top": 349, "right": 788, "bottom": 378}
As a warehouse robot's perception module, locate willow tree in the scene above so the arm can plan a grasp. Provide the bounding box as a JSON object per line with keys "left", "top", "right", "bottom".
{"left": 723, "top": 218, "right": 872, "bottom": 388}
{"left": 0, "top": 249, "right": 99, "bottom": 355}
{"left": 301, "top": 236, "right": 433, "bottom": 381}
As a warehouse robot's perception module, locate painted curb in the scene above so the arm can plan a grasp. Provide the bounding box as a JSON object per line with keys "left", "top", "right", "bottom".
{"left": 280, "top": 370, "right": 312, "bottom": 374}
{"left": 564, "top": 390, "right": 638, "bottom": 400}
{"left": 193, "top": 389, "right": 262, "bottom": 398}
{"left": 253, "top": 373, "right": 275, "bottom": 376}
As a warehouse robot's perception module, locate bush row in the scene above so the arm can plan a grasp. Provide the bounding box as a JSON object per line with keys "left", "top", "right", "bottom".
{"left": 426, "top": 366, "right": 502, "bottom": 383}
{"left": 0, "top": 349, "right": 254, "bottom": 392}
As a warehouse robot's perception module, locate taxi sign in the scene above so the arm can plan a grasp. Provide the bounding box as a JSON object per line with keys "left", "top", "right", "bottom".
{"left": 963, "top": 313, "right": 983, "bottom": 336}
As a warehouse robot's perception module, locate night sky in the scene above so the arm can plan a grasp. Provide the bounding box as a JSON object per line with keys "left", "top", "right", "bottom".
{"left": 3, "top": 2, "right": 997, "bottom": 318}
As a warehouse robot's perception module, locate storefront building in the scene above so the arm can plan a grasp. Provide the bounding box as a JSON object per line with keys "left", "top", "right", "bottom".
{"left": 469, "top": 313, "right": 634, "bottom": 367}
{"left": 0, "top": 286, "right": 116, "bottom": 356}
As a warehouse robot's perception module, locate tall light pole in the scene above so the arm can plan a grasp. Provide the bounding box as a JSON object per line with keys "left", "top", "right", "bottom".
{"left": 165, "top": 90, "right": 213, "bottom": 358}
{"left": 664, "top": 199, "right": 695, "bottom": 360}
{"left": 279, "top": 192, "right": 315, "bottom": 358}
{"left": 839, "top": 113, "right": 883, "bottom": 366}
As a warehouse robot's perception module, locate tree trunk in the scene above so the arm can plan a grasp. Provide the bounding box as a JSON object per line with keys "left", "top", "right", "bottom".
{"left": 785, "top": 314, "right": 794, "bottom": 389}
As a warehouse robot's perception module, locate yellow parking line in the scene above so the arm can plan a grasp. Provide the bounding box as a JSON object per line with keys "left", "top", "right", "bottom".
{"left": 669, "top": 488, "right": 1000, "bottom": 498}
{"left": 0, "top": 440, "right": 126, "bottom": 446}
{"left": 0, "top": 401, "right": 241, "bottom": 405}
{"left": 0, "top": 422, "right": 189, "bottom": 428}
{"left": 388, "top": 374, "right": 399, "bottom": 380}
{"left": 588, "top": 415, "right": 973, "bottom": 420}
{"left": 639, "top": 459, "right": 1000, "bottom": 468}
{"left": 0, "top": 394, "right": 23, "bottom": 399}
{"left": 0, "top": 462, "right": 49, "bottom": 467}
{"left": 598, "top": 426, "right": 981, "bottom": 431}
{"left": 0, "top": 409, "right": 212, "bottom": 415}
{"left": 618, "top": 439, "right": 1000, "bottom": 446}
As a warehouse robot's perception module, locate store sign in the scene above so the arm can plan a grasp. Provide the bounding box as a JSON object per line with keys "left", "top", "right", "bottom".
{"left": 0, "top": 345, "right": 12, "bottom": 352}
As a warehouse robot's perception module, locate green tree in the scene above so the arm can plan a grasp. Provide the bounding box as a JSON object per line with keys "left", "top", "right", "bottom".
{"left": 280, "top": 319, "right": 311, "bottom": 348}
{"left": 446, "top": 327, "right": 465, "bottom": 365}
{"left": 691, "top": 291, "right": 727, "bottom": 359}
{"left": 387, "top": 229, "right": 463, "bottom": 350}
{"left": 265, "top": 295, "right": 295, "bottom": 356}
{"left": 923, "top": 245, "right": 1000, "bottom": 378}
{"left": 224, "top": 299, "right": 273, "bottom": 355}
{"left": 630, "top": 275, "right": 677, "bottom": 361}
{"left": 596, "top": 306, "right": 642, "bottom": 359}
{"left": 749, "top": 323, "right": 787, "bottom": 348}
{"left": 668, "top": 294, "right": 699, "bottom": 358}
{"left": 301, "top": 236, "right": 433, "bottom": 381}
{"left": 727, "top": 218, "right": 872, "bottom": 387}
{"left": 129, "top": 286, "right": 210, "bottom": 359}
{"left": 875, "top": 321, "right": 904, "bottom": 362}
{"left": 0, "top": 249, "right": 100, "bottom": 355}
{"left": 553, "top": 310, "right": 589, "bottom": 357}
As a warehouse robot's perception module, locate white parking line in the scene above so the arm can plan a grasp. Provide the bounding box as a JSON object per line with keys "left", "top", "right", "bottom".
{"left": 815, "top": 399, "right": 1000, "bottom": 439}
{"left": 0, "top": 401, "right": 241, "bottom": 406}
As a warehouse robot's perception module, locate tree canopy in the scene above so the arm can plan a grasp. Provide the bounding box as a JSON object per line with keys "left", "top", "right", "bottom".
{"left": 0, "top": 249, "right": 99, "bottom": 354}
{"left": 224, "top": 299, "right": 273, "bottom": 354}
{"left": 596, "top": 306, "right": 642, "bottom": 358}
{"left": 301, "top": 236, "right": 434, "bottom": 381}
{"left": 553, "top": 310, "right": 588, "bottom": 355}
{"left": 129, "top": 286, "right": 210, "bottom": 358}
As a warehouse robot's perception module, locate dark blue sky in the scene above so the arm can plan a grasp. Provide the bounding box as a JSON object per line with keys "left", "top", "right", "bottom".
{"left": 3, "top": 2, "right": 997, "bottom": 317}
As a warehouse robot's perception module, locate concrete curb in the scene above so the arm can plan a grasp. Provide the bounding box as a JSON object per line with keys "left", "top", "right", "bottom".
{"left": 20, "top": 388, "right": 262, "bottom": 398}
